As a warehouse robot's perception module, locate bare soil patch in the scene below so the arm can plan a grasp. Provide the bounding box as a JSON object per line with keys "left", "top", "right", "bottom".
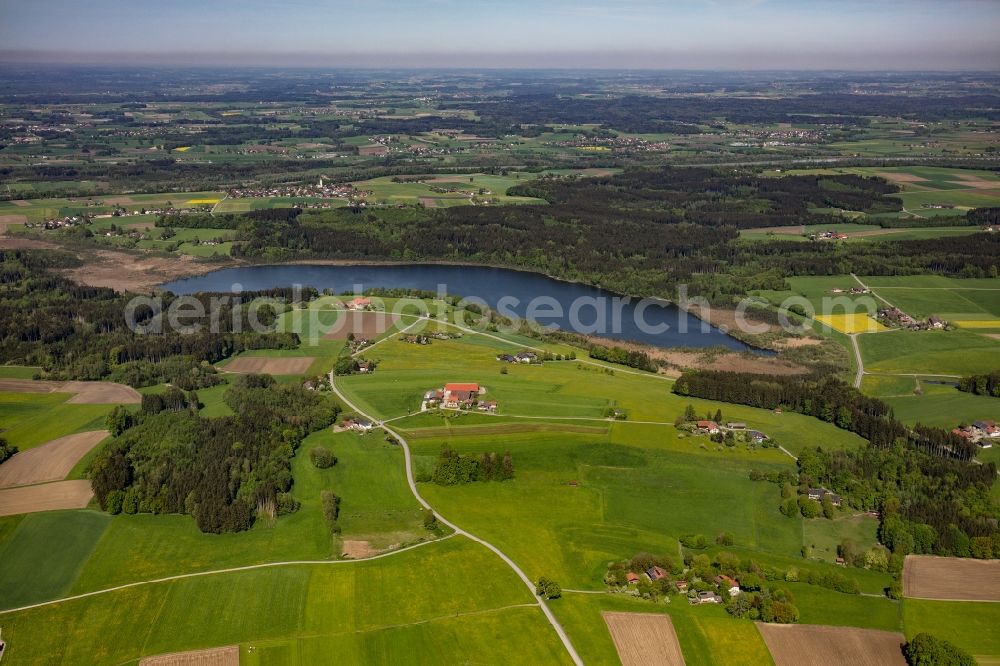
{"left": 323, "top": 311, "right": 400, "bottom": 340}
{"left": 224, "top": 356, "right": 314, "bottom": 375}
{"left": 63, "top": 380, "right": 141, "bottom": 404}
{"left": 0, "top": 215, "right": 28, "bottom": 233}
{"left": 341, "top": 540, "right": 378, "bottom": 559}
{"left": 358, "top": 144, "right": 389, "bottom": 156}
{"left": 419, "top": 197, "right": 438, "bottom": 208}
{"left": 0, "top": 379, "right": 140, "bottom": 404}
{"left": 603, "top": 612, "right": 685, "bottom": 666}
{"left": 61, "top": 248, "right": 218, "bottom": 292}
{"left": 0, "top": 480, "right": 93, "bottom": 517}
{"left": 0, "top": 430, "right": 108, "bottom": 488}
{"left": 950, "top": 176, "right": 1000, "bottom": 190}
{"left": 687, "top": 305, "right": 780, "bottom": 334}
{"left": 876, "top": 172, "right": 928, "bottom": 184}
{"left": 742, "top": 225, "right": 804, "bottom": 236}
{"left": 139, "top": 646, "right": 239, "bottom": 666}
{"left": 757, "top": 623, "right": 905, "bottom": 666}
{"left": 903, "top": 555, "right": 1000, "bottom": 601}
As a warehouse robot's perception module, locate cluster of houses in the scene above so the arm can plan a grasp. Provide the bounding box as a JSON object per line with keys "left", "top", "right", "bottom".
{"left": 400, "top": 331, "right": 461, "bottom": 345}
{"left": 496, "top": 350, "right": 538, "bottom": 364}
{"left": 341, "top": 297, "right": 373, "bottom": 311}
{"left": 622, "top": 566, "right": 739, "bottom": 605}
{"left": 814, "top": 230, "right": 850, "bottom": 241}
{"left": 952, "top": 420, "right": 999, "bottom": 447}
{"left": 877, "top": 308, "right": 946, "bottom": 330}
{"left": 546, "top": 135, "right": 671, "bottom": 153}
{"left": 422, "top": 383, "right": 497, "bottom": 413}
{"left": 227, "top": 179, "right": 370, "bottom": 201}
{"left": 829, "top": 286, "right": 870, "bottom": 295}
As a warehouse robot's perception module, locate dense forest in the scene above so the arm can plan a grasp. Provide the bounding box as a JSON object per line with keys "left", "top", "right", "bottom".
{"left": 91, "top": 374, "right": 339, "bottom": 533}
{"left": 0, "top": 249, "right": 309, "bottom": 385}
{"left": 227, "top": 168, "right": 999, "bottom": 300}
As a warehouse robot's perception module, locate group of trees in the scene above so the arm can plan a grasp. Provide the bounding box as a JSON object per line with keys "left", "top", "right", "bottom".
{"left": 90, "top": 374, "right": 340, "bottom": 533}
{"left": 796, "top": 446, "right": 999, "bottom": 558}
{"left": 430, "top": 446, "right": 514, "bottom": 485}
{"left": 957, "top": 370, "right": 1000, "bottom": 397}
{"left": 0, "top": 437, "right": 16, "bottom": 464}
{"left": 675, "top": 370, "right": 980, "bottom": 459}
{"left": 587, "top": 345, "right": 657, "bottom": 372}
{"left": 0, "top": 250, "right": 305, "bottom": 385}
{"left": 905, "top": 633, "right": 976, "bottom": 666}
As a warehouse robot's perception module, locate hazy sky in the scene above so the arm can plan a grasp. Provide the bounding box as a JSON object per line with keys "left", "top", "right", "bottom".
{"left": 1, "top": 0, "right": 998, "bottom": 69}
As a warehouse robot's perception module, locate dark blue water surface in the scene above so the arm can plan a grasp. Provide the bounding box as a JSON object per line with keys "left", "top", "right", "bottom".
{"left": 161, "top": 263, "right": 753, "bottom": 351}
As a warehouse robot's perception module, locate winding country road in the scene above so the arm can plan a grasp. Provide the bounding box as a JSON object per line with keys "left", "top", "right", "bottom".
{"left": 328, "top": 373, "right": 584, "bottom": 666}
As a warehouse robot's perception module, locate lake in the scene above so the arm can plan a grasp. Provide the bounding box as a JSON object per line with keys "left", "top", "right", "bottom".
{"left": 161, "top": 263, "right": 754, "bottom": 351}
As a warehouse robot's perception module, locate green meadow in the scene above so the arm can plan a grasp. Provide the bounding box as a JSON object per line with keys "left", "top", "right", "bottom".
{"left": 0, "top": 537, "right": 571, "bottom": 666}
{"left": 0, "top": 391, "right": 114, "bottom": 450}
{"left": 903, "top": 599, "right": 1000, "bottom": 661}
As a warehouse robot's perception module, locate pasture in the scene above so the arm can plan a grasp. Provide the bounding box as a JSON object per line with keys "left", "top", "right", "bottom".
{"left": 351, "top": 173, "right": 546, "bottom": 207}
{"left": 0, "top": 391, "right": 114, "bottom": 450}
{"left": 903, "top": 599, "right": 1000, "bottom": 661}
{"left": 859, "top": 328, "right": 1000, "bottom": 376}
{"left": 0, "top": 537, "right": 572, "bottom": 666}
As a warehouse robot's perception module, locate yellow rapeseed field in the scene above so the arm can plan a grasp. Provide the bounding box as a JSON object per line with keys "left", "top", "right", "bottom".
{"left": 814, "top": 313, "right": 888, "bottom": 334}
{"left": 953, "top": 319, "right": 1000, "bottom": 329}
{"left": 173, "top": 146, "right": 191, "bottom": 152}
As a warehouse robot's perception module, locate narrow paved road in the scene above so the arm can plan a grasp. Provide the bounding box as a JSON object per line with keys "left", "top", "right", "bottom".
{"left": 850, "top": 333, "right": 864, "bottom": 388}
{"left": 329, "top": 374, "right": 584, "bottom": 666}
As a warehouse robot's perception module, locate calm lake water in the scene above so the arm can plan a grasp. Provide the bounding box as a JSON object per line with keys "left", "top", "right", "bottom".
{"left": 161, "top": 263, "right": 753, "bottom": 351}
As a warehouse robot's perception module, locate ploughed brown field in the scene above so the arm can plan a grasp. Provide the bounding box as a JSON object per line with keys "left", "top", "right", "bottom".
{"left": 757, "top": 623, "right": 906, "bottom": 666}
{"left": 0, "top": 480, "right": 93, "bottom": 517}
{"left": 223, "top": 356, "right": 315, "bottom": 375}
{"left": 903, "top": 555, "right": 1000, "bottom": 601}
{"left": 322, "top": 311, "right": 400, "bottom": 340}
{"left": 602, "top": 611, "right": 685, "bottom": 666}
{"left": 0, "top": 430, "right": 108, "bottom": 488}
{"left": 0, "top": 378, "right": 141, "bottom": 404}
{"left": 139, "top": 646, "right": 239, "bottom": 666}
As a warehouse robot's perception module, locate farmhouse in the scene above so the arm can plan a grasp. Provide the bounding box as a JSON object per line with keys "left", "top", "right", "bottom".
{"left": 357, "top": 360, "right": 373, "bottom": 373}
{"left": 496, "top": 353, "right": 516, "bottom": 363}
{"left": 675, "top": 580, "right": 688, "bottom": 592}
{"left": 691, "top": 590, "right": 723, "bottom": 605}
{"left": 346, "top": 297, "right": 371, "bottom": 310}
{"left": 626, "top": 572, "right": 640, "bottom": 585}
{"left": 343, "top": 417, "right": 374, "bottom": 433}
{"left": 477, "top": 400, "right": 498, "bottom": 413}
{"left": 727, "top": 422, "right": 746, "bottom": 430}
{"left": 442, "top": 383, "right": 481, "bottom": 408}
{"left": 807, "top": 488, "right": 842, "bottom": 507}
{"left": 696, "top": 420, "right": 720, "bottom": 434}
{"left": 715, "top": 575, "right": 741, "bottom": 596}
{"left": 646, "top": 565, "right": 669, "bottom": 582}
{"left": 748, "top": 430, "right": 769, "bottom": 443}
{"left": 515, "top": 351, "right": 538, "bottom": 363}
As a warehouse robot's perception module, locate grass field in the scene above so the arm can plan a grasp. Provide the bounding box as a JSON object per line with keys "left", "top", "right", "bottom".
{"left": 0, "top": 391, "right": 114, "bottom": 450}
{"left": 0, "top": 511, "right": 110, "bottom": 609}
{"left": 802, "top": 514, "right": 879, "bottom": 565}
{"left": 0, "top": 537, "right": 572, "bottom": 666}
{"left": 859, "top": 329, "right": 1000, "bottom": 376}
{"left": 904, "top": 599, "right": 1000, "bottom": 661}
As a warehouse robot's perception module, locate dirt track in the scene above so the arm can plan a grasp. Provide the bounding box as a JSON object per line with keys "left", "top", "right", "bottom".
{"left": 603, "top": 612, "right": 685, "bottom": 666}
{"left": 903, "top": 555, "right": 1000, "bottom": 601}
{"left": 139, "top": 646, "right": 239, "bottom": 666}
{"left": 0, "top": 378, "right": 140, "bottom": 404}
{"left": 0, "top": 480, "right": 93, "bottom": 517}
{"left": 0, "top": 430, "right": 108, "bottom": 488}
{"left": 224, "top": 356, "right": 315, "bottom": 375}
{"left": 757, "top": 623, "right": 906, "bottom": 666}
